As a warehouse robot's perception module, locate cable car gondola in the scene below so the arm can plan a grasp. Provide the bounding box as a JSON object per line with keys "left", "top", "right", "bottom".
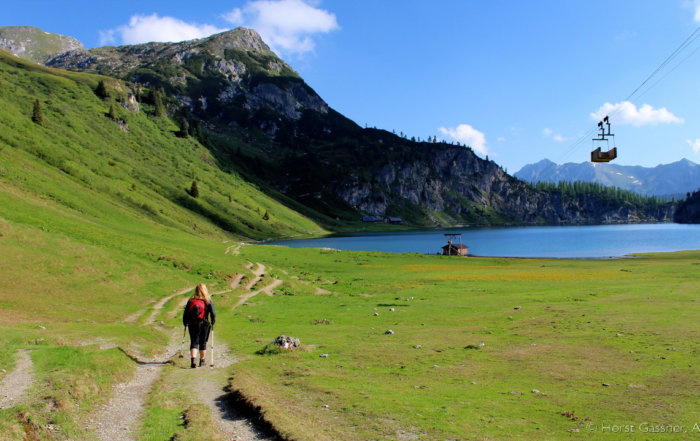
{"left": 591, "top": 115, "right": 617, "bottom": 162}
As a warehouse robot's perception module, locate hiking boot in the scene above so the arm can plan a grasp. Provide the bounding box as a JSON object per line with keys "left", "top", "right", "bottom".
{"left": 199, "top": 358, "right": 205, "bottom": 367}
{"left": 191, "top": 358, "right": 197, "bottom": 369}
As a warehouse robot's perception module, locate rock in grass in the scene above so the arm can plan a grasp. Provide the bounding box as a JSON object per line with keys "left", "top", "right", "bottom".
{"left": 389, "top": 307, "right": 395, "bottom": 312}
{"left": 385, "top": 329, "right": 394, "bottom": 335}
{"left": 602, "top": 383, "right": 610, "bottom": 387}
{"left": 509, "top": 391, "right": 522, "bottom": 395}
{"left": 373, "top": 312, "right": 379, "bottom": 316}
{"left": 514, "top": 306, "right": 521, "bottom": 310}
{"left": 273, "top": 335, "right": 300, "bottom": 349}
{"left": 414, "top": 345, "right": 422, "bottom": 349}
{"left": 320, "top": 353, "right": 329, "bottom": 358}
{"left": 531, "top": 389, "right": 540, "bottom": 394}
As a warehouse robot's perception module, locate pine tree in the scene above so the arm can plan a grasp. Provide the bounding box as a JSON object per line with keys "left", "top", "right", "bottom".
{"left": 108, "top": 103, "right": 117, "bottom": 120}
{"left": 177, "top": 118, "right": 189, "bottom": 138}
{"left": 153, "top": 89, "right": 165, "bottom": 117}
{"left": 32, "top": 99, "right": 44, "bottom": 126}
{"left": 188, "top": 181, "right": 199, "bottom": 198}
{"left": 95, "top": 80, "right": 109, "bottom": 99}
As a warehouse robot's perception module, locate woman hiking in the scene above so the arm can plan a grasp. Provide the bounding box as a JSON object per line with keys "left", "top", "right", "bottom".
{"left": 183, "top": 283, "right": 216, "bottom": 368}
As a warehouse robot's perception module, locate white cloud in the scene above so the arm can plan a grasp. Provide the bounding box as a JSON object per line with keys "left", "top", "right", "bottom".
{"left": 438, "top": 124, "right": 488, "bottom": 155}
{"left": 497, "top": 137, "right": 506, "bottom": 142}
{"left": 99, "top": 14, "right": 226, "bottom": 45}
{"left": 591, "top": 101, "right": 683, "bottom": 127}
{"left": 695, "top": 0, "right": 700, "bottom": 22}
{"left": 222, "top": 0, "right": 339, "bottom": 55}
{"left": 222, "top": 9, "right": 244, "bottom": 26}
{"left": 542, "top": 127, "right": 567, "bottom": 142}
{"left": 686, "top": 139, "right": 700, "bottom": 154}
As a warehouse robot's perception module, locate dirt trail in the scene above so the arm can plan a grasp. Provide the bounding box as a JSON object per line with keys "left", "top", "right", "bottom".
{"left": 233, "top": 279, "right": 282, "bottom": 309}
{"left": 197, "top": 263, "right": 283, "bottom": 440}
{"left": 89, "top": 261, "right": 282, "bottom": 441}
{"left": 213, "top": 273, "right": 245, "bottom": 295}
{"left": 86, "top": 362, "right": 163, "bottom": 441}
{"left": 192, "top": 367, "right": 280, "bottom": 441}
{"left": 225, "top": 243, "right": 242, "bottom": 255}
{"left": 0, "top": 349, "right": 34, "bottom": 410}
{"left": 245, "top": 262, "right": 266, "bottom": 290}
{"left": 145, "top": 286, "right": 194, "bottom": 325}
{"left": 88, "top": 286, "right": 193, "bottom": 441}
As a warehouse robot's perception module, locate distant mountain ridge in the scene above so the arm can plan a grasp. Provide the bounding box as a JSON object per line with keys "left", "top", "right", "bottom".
{"left": 0, "top": 26, "right": 83, "bottom": 63}
{"left": 515, "top": 159, "right": 700, "bottom": 199}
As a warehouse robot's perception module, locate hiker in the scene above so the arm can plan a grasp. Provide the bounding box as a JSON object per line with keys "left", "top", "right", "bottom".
{"left": 183, "top": 283, "right": 216, "bottom": 368}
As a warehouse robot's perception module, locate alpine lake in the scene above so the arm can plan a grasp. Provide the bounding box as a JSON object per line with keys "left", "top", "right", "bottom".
{"left": 266, "top": 223, "right": 700, "bottom": 258}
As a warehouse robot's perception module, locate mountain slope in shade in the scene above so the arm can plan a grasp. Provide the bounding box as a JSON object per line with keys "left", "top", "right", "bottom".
{"left": 515, "top": 158, "right": 700, "bottom": 198}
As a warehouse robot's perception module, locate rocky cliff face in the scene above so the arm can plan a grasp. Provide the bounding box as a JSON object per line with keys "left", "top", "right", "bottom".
{"left": 335, "top": 144, "right": 675, "bottom": 225}
{"left": 0, "top": 26, "right": 83, "bottom": 63}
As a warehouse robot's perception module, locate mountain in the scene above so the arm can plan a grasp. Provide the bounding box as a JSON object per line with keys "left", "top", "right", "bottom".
{"left": 515, "top": 158, "right": 700, "bottom": 199}
{"left": 0, "top": 26, "right": 83, "bottom": 64}
{"left": 2, "top": 27, "right": 677, "bottom": 228}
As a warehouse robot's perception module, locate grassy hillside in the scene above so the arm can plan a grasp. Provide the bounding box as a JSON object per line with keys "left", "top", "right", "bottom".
{"left": 0, "top": 49, "right": 326, "bottom": 242}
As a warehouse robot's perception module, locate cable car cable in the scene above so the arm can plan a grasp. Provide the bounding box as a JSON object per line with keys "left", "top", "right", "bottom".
{"left": 555, "top": 24, "right": 700, "bottom": 164}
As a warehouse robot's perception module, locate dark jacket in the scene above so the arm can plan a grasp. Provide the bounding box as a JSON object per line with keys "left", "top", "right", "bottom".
{"left": 183, "top": 299, "right": 216, "bottom": 326}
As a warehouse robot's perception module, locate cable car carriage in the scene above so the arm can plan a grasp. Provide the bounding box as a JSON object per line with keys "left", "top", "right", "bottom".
{"left": 591, "top": 116, "right": 617, "bottom": 162}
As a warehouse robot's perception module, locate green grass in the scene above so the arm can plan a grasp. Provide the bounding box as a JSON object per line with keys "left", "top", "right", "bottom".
{"left": 221, "top": 246, "right": 700, "bottom": 440}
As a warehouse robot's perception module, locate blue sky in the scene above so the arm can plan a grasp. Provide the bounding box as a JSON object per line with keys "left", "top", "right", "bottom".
{"left": 4, "top": 0, "right": 700, "bottom": 173}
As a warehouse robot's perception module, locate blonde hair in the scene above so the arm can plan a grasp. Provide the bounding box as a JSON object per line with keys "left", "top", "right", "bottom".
{"left": 191, "top": 283, "right": 211, "bottom": 304}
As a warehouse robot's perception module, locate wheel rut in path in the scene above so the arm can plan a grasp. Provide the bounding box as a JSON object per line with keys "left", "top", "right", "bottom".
{"left": 192, "top": 366, "right": 281, "bottom": 441}
{"left": 0, "top": 349, "right": 34, "bottom": 410}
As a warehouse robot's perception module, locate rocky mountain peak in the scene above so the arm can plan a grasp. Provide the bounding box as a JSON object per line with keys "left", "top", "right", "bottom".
{"left": 0, "top": 26, "right": 83, "bottom": 63}
{"left": 204, "top": 27, "right": 272, "bottom": 54}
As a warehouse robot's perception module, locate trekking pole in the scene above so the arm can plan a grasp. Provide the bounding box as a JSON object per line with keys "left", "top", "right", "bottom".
{"left": 179, "top": 325, "right": 187, "bottom": 358}
{"left": 210, "top": 327, "right": 215, "bottom": 368}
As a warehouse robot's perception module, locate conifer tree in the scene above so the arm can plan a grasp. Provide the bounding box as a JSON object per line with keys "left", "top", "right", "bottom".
{"left": 95, "top": 80, "right": 109, "bottom": 99}
{"left": 108, "top": 103, "right": 117, "bottom": 120}
{"left": 188, "top": 181, "right": 199, "bottom": 198}
{"left": 32, "top": 98, "right": 44, "bottom": 126}
{"left": 177, "top": 118, "right": 189, "bottom": 138}
{"left": 153, "top": 89, "right": 165, "bottom": 117}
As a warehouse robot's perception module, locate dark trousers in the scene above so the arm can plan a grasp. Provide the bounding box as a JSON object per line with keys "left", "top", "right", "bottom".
{"left": 188, "top": 320, "right": 211, "bottom": 350}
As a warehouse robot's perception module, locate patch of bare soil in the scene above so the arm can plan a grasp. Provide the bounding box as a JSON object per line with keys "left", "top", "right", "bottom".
{"left": 0, "top": 349, "right": 34, "bottom": 410}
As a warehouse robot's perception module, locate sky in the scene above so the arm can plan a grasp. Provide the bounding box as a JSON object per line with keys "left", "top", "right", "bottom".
{"left": 4, "top": 0, "right": 700, "bottom": 173}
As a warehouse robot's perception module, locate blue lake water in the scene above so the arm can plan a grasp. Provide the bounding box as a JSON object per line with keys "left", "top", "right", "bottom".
{"left": 267, "top": 224, "right": 700, "bottom": 258}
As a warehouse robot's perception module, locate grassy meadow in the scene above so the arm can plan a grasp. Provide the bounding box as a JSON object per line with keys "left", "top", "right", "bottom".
{"left": 0, "top": 48, "right": 698, "bottom": 440}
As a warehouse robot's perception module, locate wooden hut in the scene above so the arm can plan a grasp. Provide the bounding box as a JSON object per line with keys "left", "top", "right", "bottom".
{"left": 442, "top": 243, "right": 469, "bottom": 256}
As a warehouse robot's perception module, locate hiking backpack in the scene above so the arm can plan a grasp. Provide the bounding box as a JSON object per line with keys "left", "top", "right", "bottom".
{"left": 186, "top": 298, "right": 206, "bottom": 323}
